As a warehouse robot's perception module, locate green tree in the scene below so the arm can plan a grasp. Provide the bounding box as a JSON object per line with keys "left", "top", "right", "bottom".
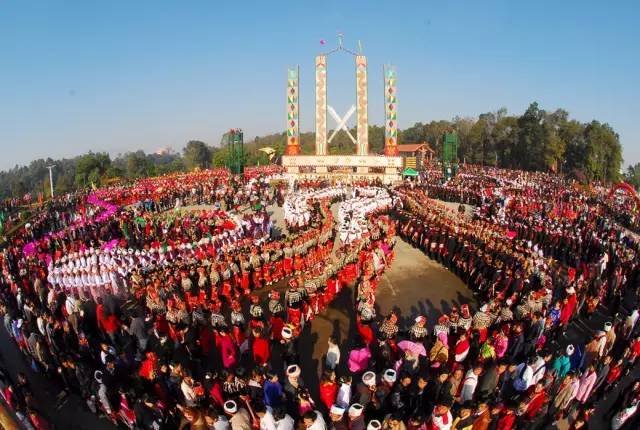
{"left": 624, "top": 163, "right": 640, "bottom": 190}
{"left": 558, "top": 120, "right": 585, "bottom": 176}
{"left": 125, "top": 151, "right": 153, "bottom": 178}
{"left": 183, "top": 140, "right": 212, "bottom": 170}
{"left": 515, "top": 102, "right": 546, "bottom": 171}
{"left": 583, "top": 121, "right": 622, "bottom": 182}
{"left": 74, "top": 152, "right": 111, "bottom": 188}
{"left": 493, "top": 116, "right": 518, "bottom": 168}
{"left": 368, "top": 125, "right": 385, "bottom": 154}
{"left": 212, "top": 147, "right": 229, "bottom": 168}
{"left": 400, "top": 122, "right": 426, "bottom": 144}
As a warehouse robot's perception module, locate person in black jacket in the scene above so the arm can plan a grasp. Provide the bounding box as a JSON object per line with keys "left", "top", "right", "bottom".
{"left": 135, "top": 393, "right": 167, "bottom": 429}
{"left": 387, "top": 373, "right": 412, "bottom": 419}
{"left": 423, "top": 371, "right": 449, "bottom": 418}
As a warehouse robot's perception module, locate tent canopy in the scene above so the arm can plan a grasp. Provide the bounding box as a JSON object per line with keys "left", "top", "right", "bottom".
{"left": 402, "top": 167, "right": 418, "bottom": 177}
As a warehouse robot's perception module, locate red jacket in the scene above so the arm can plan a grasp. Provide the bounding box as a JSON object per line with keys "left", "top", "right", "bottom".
{"left": 559, "top": 294, "right": 577, "bottom": 325}
{"left": 252, "top": 337, "right": 271, "bottom": 366}
{"left": 101, "top": 314, "right": 120, "bottom": 334}
{"left": 496, "top": 413, "right": 516, "bottom": 430}
{"left": 270, "top": 316, "right": 285, "bottom": 342}
{"left": 357, "top": 320, "right": 374, "bottom": 345}
{"left": 606, "top": 365, "right": 623, "bottom": 384}
{"left": 319, "top": 381, "right": 337, "bottom": 411}
{"left": 525, "top": 390, "right": 547, "bottom": 419}
{"left": 96, "top": 304, "right": 104, "bottom": 331}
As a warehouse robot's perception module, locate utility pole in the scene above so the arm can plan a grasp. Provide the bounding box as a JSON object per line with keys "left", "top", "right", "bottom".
{"left": 46, "top": 165, "right": 55, "bottom": 198}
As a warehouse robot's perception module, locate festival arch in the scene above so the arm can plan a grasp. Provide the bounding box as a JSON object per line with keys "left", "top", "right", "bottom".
{"left": 608, "top": 182, "right": 640, "bottom": 212}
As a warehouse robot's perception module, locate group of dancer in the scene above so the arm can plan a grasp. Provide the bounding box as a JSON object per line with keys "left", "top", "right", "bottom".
{"left": 0, "top": 165, "right": 639, "bottom": 430}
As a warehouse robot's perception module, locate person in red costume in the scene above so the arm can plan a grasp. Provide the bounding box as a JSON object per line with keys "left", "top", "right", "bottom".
{"left": 217, "top": 327, "right": 238, "bottom": 370}
{"left": 356, "top": 315, "right": 375, "bottom": 346}
{"left": 139, "top": 351, "right": 158, "bottom": 381}
{"left": 496, "top": 405, "right": 516, "bottom": 430}
{"left": 251, "top": 328, "right": 271, "bottom": 367}
{"left": 319, "top": 370, "right": 338, "bottom": 412}
{"left": 559, "top": 287, "right": 578, "bottom": 334}
{"left": 523, "top": 382, "right": 548, "bottom": 420}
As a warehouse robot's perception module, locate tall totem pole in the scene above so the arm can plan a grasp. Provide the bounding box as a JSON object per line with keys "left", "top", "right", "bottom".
{"left": 315, "top": 55, "right": 328, "bottom": 156}
{"left": 285, "top": 66, "right": 300, "bottom": 155}
{"left": 283, "top": 36, "right": 399, "bottom": 162}
{"left": 384, "top": 65, "right": 399, "bottom": 156}
{"left": 355, "top": 55, "right": 369, "bottom": 156}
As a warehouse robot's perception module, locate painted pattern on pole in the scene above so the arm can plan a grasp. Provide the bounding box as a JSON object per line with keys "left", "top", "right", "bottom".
{"left": 355, "top": 55, "right": 369, "bottom": 156}
{"left": 315, "top": 55, "right": 327, "bottom": 156}
{"left": 384, "top": 65, "right": 399, "bottom": 156}
{"left": 285, "top": 66, "right": 300, "bottom": 155}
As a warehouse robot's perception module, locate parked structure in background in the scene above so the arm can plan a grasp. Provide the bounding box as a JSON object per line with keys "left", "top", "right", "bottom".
{"left": 397, "top": 143, "right": 435, "bottom": 170}
{"left": 442, "top": 132, "right": 459, "bottom": 181}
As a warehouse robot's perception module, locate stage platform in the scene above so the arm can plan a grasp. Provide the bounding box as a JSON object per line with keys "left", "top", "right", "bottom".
{"left": 281, "top": 154, "right": 403, "bottom": 183}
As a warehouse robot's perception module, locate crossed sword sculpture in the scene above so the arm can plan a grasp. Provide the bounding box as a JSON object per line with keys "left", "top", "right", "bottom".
{"left": 327, "top": 105, "right": 357, "bottom": 144}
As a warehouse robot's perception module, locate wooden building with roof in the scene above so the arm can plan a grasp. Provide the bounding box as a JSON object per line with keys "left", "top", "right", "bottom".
{"left": 397, "top": 143, "right": 435, "bottom": 170}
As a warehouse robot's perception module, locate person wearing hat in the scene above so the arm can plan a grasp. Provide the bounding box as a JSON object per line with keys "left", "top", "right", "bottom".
{"left": 223, "top": 400, "right": 251, "bottom": 430}
{"left": 268, "top": 290, "right": 284, "bottom": 316}
{"left": 284, "top": 364, "right": 305, "bottom": 411}
{"left": 603, "top": 321, "right": 617, "bottom": 356}
{"left": 366, "top": 420, "right": 381, "bottom": 430}
{"left": 409, "top": 316, "right": 428, "bottom": 341}
{"left": 329, "top": 404, "right": 347, "bottom": 430}
{"left": 347, "top": 403, "right": 365, "bottom": 430}
{"left": 356, "top": 371, "right": 378, "bottom": 408}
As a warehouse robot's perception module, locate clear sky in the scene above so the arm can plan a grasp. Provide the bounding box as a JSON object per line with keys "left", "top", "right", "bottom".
{"left": 1, "top": 0, "right": 638, "bottom": 171}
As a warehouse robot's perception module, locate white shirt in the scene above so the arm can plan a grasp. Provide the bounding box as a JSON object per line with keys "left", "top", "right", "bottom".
{"left": 180, "top": 380, "right": 197, "bottom": 406}
{"left": 336, "top": 383, "right": 351, "bottom": 409}
{"left": 306, "top": 411, "right": 327, "bottom": 430}
{"left": 276, "top": 415, "right": 295, "bottom": 430}
{"left": 531, "top": 356, "right": 547, "bottom": 385}
{"left": 515, "top": 363, "right": 534, "bottom": 390}
{"left": 260, "top": 411, "right": 277, "bottom": 430}
{"left": 460, "top": 369, "right": 479, "bottom": 402}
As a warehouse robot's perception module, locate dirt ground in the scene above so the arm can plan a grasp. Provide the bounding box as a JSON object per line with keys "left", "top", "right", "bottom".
{"left": 264, "top": 202, "right": 476, "bottom": 398}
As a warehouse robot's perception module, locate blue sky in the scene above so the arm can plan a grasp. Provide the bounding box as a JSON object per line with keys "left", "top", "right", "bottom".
{"left": 1, "top": 0, "right": 638, "bottom": 170}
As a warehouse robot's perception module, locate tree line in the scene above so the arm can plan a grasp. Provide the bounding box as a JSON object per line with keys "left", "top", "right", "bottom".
{"left": 0, "top": 102, "right": 631, "bottom": 200}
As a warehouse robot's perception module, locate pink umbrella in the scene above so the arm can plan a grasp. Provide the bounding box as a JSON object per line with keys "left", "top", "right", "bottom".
{"left": 348, "top": 346, "right": 371, "bottom": 373}
{"left": 397, "top": 340, "right": 427, "bottom": 357}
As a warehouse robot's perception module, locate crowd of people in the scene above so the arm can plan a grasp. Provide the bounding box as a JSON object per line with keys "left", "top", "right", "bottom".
{"left": 338, "top": 188, "right": 394, "bottom": 245}
{"left": 0, "top": 165, "right": 638, "bottom": 430}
